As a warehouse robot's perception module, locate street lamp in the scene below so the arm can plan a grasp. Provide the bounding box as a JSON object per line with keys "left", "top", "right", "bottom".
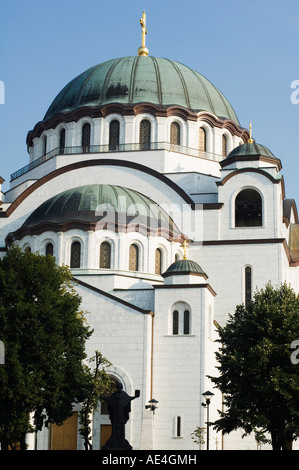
{"left": 145, "top": 398, "right": 158, "bottom": 414}
{"left": 201, "top": 390, "right": 214, "bottom": 450}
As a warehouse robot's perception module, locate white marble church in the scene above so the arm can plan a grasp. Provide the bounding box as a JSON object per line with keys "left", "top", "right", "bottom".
{"left": 0, "top": 12, "right": 298, "bottom": 450}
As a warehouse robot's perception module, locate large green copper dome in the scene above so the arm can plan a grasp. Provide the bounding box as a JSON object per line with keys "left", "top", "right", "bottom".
{"left": 44, "top": 56, "right": 239, "bottom": 124}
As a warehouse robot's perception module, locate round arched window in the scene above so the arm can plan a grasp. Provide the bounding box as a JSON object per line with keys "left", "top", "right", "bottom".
{"left": 139, "top": 120, "right": 151, "bottom": 149}
{"left": 129, "top": 244, "right": 139, "bottom": 271}
{"left": 100, "top": 242, "right": 111, "bottom": 268}
{"left": 235, "top": 189, "right": 262, "bottom": 227}
{"left": 70, "top": 241, "right": 81, "bottom": 268}
{"left": 198, "top": 127, "right": 206, "bottom": 152}
{"left": 109, "top": 120, "right": 120, "bottom": 150}
{"left": 171, "top": 302, "right": 191, "bottom": 335}
{"left": 170, "top": 122, "right": 181, "bottom": 146}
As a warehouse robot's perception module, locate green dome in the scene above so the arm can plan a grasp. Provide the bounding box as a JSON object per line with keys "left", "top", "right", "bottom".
{"left": 44, "top": 56, "right": 239, "bottom": 124}
{"left": 16, "top": 184, "right": 183, "bottom": 241}
{"left": 226, "top": 142, "right": 276, "bottom": 159}
{"left": 162, "top": 259, "right": 207, "bottom": 278}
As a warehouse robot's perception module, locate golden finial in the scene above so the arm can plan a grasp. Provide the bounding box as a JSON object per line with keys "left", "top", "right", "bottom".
{"left": 138, "top": 11, "right": 149, "bottom": 56}
{"left": 181, "top": 240, "right": 188, "bottom": 260}
{"left": 248, "top": 122, "right": 254, "bottom": 143}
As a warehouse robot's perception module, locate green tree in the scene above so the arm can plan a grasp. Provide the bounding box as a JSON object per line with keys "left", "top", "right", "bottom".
{"left": 78, "top": 351, "right": 113, "bottom": 450}
{"left": 191, "top": 426, "right": 205, "bottom": 447}
{"left": 0, "top": 246, "right": 93, "bottom": 450}
{"left": 210, "top": 282, "right": 299, "bottom": 450}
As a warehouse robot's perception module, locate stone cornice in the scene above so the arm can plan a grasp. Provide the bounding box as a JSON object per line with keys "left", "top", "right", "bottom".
{"left": 153, "top": 283, "right": 217, "bottom": 297}
{"left": 220, "top": 154, "right": 282, "bottom": 171}
{"left": 26, "top": 104, "right": 249, "bottom": 147}
{"left": 5, "top": 219, "right": 185, "bottom": 245}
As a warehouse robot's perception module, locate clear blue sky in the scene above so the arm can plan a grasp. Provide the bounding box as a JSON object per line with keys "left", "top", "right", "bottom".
{"left": 1, "top": 0, "right": 299, "bottom": 205}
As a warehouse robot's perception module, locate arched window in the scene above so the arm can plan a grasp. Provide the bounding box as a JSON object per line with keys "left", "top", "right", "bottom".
{"left": 109, "top": 120, "right": 120, "bottom": 150}
{"left": 139, "top": 119, "right": 151, "bottom": 150}
{"left": 155, "top": 248, "right": 162, "bottom": 274}
{"left": 235, "top": 189, "right": 262, "bottom": 227}
{"left": 171, "top": 302, "right": 191, "bottom": 335}
{"left": 170, "top": 122, "right": 180, "bottom": 146}
{"left": 175, "top": 416, "right": 182, "bottom": 437}
{"left": 82, "top": 123, "right": 91, "bottom": 153}
{"left": 198, "top": 127, "right": 206, "bottom": 152}
{"left": 59, "top": 129, "right": 66, "bottom": 154}
{"left": 46, "top": 242, "right": 54, "bottom": 257}
{"left": 245, "top": 266, "right": 252, "bottom": 308}
{"left": 100, "top": 242, "right": 111, "bottom": 269}
{"left": 222, "top": 134, "right": 227, "bottom": 157}
{"left": 175, "top": 253, "right": 180, "bottom": 262}
{"left": 42, "top": 135, "right": 47, "bottom": 156}
{"left": 70, "top": 241, "right": 81, "bottom": 268}
{"left": 183, "top": 310, "right": 190, "bottom": 335}
{"left": 129, "top": 244, "right": 139, "bottom": 271}
{"left": 172, "top": 310, "right": 179, "bottom": 335}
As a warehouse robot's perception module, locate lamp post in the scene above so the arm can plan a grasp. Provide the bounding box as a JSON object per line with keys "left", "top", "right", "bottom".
{"left": 201, "top": 390, "right": 214, "bottom": 450}
{"left": 145, "top": 398, "right": 158, "bottom": 414}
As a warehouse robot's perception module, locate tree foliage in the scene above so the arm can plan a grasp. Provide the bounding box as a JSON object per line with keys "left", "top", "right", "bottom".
{"left": 0, "top": 246, "right": 93, "bottom": 450}
{"left": 78, "top": 351, "right": 113, "bottom": 450}
{"left": 191, "top": 426, "right": 205, "bottom": 446}
{"left": 210, "top": 282, "right": 299, "bottom": 450}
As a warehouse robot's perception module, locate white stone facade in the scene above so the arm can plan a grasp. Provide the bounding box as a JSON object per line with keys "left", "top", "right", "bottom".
{"left": 0, "top": 56, "right": 298, "bottom": 451}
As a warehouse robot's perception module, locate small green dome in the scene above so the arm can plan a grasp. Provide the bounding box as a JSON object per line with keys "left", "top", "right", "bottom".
{"left": 13, "top": 184, "right": 183, "bottom": 241}
{"left": 226, "top": 142, "right": 276, "bottom": 160}
{"left": 44, "top": 56, "right": 239, "bottom": 124}
{"left": 162, "top": 259, "right": 207, "bottom": 278}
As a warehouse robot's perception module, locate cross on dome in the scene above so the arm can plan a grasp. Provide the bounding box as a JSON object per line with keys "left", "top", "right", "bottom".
{"left": 138, "top": 11, "right": 149, "bottom": 56}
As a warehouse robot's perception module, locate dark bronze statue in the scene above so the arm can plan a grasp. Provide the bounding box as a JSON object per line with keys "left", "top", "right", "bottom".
{"left": 101, "top": 383, "right": 140, "bottom": 450}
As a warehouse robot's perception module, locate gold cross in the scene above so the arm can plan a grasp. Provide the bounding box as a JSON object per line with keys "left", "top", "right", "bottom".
{"left": 140, "top": 10, "right": 148, "bottom": 42}
{"left": 138, "top": 11, "right": 149, "bottom": 56}
{"left": 248, "top": 122, "right": 254, "bottom": 143}
{"left": 181, "top": 240, "right": 188, "bottom": 260}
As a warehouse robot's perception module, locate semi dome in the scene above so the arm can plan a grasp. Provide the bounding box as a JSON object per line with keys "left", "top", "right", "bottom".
{"left": 44, "top": 56, "right": 239, "bottom": 124}
{"left": 7, "top": 184, "right": 184, "bottom": 242}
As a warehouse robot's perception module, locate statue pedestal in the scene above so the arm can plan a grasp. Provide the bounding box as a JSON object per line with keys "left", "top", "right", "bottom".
{"left": 140, "top": 410, "right": 154, "bottom": 450}
{"left": 102, "top": 437, "right": 132, "bottom": 450}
